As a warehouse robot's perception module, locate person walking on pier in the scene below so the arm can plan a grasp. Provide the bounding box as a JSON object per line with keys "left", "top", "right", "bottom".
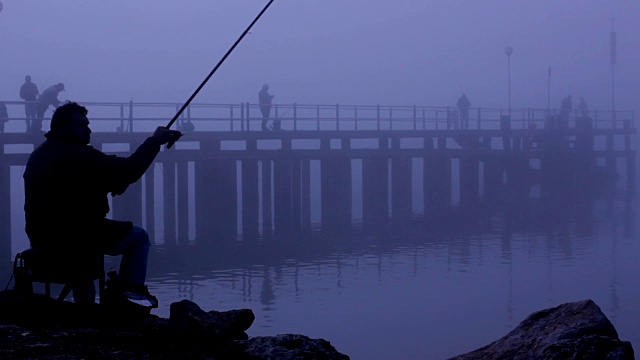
{"left": 33, "top": 82, "right": 65, "bottom": 134}
{"left": 457, "top": 93, "right": 471, "bottom": 129}
{"left": 23, "top": 102, "right": 182, "bottom": 305}
{"left": 259, "top": 84, "right": 274, "bottom": 131}
{"left": 19, "top": 75, "right": 39, "bottom": 132}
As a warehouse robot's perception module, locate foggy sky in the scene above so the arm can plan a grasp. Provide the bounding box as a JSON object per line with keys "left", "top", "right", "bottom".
{"left": 1, "top": 0, "right": 638, "bottom": 112}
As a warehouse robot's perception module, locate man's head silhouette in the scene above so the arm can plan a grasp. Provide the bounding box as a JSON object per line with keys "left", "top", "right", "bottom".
{"left": 49, "top": 102, "right": 91, "bottom": 144}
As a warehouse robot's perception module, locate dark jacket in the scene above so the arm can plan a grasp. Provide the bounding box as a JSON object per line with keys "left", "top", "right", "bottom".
{"left": 24, "top": 131, "right": 164, "bottom": 253}
{"left": 457, "top": 95, "right": 470, "bottom": 109}
{"left": 20, "top": 82, "right": 39, "bottom": 101}
{"left": 36, "top": 85, "right": 63, "bottom": 112}
{"left": 258, "top": 89, "right": 273, "bottom": 106}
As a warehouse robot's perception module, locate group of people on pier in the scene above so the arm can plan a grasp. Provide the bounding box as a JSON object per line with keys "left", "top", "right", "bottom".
{"left": 560, "top": 95, "right": 589, "bottom": 119}
{"left": 448, "top": 93, "right": 590, "bottom": 131}
{"left": 0, "top": 75, "right": 65, "bottom": 134}
{"left": 0, "top": 76, "right": 593, "bottom": 135}
{"left": 2, "top": 78, "right": 280, "bottom": 134}
{"left": 17, "top": 75, "right": 65, "bottom": 134}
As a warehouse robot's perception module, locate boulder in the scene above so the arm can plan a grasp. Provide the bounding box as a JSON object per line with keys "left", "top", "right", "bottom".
{"left": 241, "top": 334, "right": 350, "bottom": 360}
{"left": 169, "top": 299, "right": 255, "bottom": 340}
{"left": 449, "top": 299, "right": 634, "bottom": 360}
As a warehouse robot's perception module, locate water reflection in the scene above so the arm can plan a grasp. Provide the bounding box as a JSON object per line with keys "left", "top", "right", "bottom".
{"left": 106, "top": 190, "right": 636, "bottom": 359}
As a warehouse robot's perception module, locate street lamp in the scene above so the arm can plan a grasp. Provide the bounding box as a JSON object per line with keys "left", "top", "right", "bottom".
{"left": 505, "top": 46, "right": 513, "bottom": 117}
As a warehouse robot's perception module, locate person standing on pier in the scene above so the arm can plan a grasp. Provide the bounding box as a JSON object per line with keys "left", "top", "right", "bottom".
{"left": 23, "top": 102, "right": 182, "bottom": 305}
{"left": 577, "top": 97, "right": 589, "bottom": 118}
{"left": 33, "top": 82, "right": 65, "bottom": 134}
{"left": 457, "top": 93, "right": 471, "bottom": 129}
{"left": 558, "top": 95, "right": 573, "bottom": 130}
{"left": 560, "top": 95, "right": 573, "bottom": 119}
{"left": 19, "top": 75, "right": 39, "bottom": 133}
{"left": 259, "top": 84, "right": 274, "bottom": 131}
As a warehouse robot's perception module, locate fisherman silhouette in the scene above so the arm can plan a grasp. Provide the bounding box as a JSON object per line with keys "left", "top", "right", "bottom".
{"left": 457, "top": 93, "right": 471, "bottom": 129}
{"left": 259, "top": 84, "right": 274, "bottom": 131}
{"left": 23, "top": 102, "right": 181, "bottom": 305}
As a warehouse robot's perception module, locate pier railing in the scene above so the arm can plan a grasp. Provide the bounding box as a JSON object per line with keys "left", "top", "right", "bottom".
{"left": 0, "top": 100, "right": 634, "bottom": 133}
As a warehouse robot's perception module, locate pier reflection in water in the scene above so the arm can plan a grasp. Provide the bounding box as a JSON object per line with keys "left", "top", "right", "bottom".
{"left": 115, "top": 190, "right": 639, "bottom": 360}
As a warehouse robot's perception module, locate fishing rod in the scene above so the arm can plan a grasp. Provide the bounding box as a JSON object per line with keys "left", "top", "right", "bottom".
{"left": 166, "top": 0, "right": 276, "bottom": 148}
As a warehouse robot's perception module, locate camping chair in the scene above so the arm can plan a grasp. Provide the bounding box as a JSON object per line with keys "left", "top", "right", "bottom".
{"left": 14, "top": 248, "right": 105, "bottom": 302}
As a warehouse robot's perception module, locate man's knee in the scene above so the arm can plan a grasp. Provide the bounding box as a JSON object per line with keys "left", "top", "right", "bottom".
{"left": 130, "top": 225, "right": 151, "bottom": 249}
{"left": 105, "top": 225, "right": 151, "bottom": 255}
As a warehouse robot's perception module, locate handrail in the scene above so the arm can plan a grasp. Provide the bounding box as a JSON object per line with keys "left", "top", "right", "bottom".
{"left": 0, "top": 100, "right": 634, "bottom": 134}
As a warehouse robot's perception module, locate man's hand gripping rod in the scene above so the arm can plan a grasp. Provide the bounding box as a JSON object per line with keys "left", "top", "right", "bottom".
{"left": 165, "top": 0, "right": 276, "bottom": 148}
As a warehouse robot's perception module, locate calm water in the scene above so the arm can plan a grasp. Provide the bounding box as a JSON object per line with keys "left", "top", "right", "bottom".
{"left": 119, "top": 194, "right": 639, "bottom": 360}
{"left": 7, "top": 160, "right": 639, "bottom": 359}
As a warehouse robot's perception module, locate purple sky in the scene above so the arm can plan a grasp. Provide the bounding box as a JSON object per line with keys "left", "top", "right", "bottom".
{"left": 1, "top": 0, "right": 638, "bottom": 111}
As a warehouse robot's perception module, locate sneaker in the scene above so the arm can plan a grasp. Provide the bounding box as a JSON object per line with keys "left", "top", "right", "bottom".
{"left": 122, "top": 284, "right": 159, "bottom": 308}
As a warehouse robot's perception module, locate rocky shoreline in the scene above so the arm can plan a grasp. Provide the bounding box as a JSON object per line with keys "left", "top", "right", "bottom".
{"left": 0, "top": 290, "right": 633, "bottom": 359}
{"left": 0, "top": 290, "right": 349, "bottom": 359}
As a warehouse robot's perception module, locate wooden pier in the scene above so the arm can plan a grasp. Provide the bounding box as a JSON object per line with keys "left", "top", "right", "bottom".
{"left": 0, "top": 102, "right": 635, "bottom": 261}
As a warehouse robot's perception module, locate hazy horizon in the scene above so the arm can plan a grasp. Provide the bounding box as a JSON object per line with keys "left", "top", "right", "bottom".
{"left": 1, "top": 1, "right": 638, "bottom": 112}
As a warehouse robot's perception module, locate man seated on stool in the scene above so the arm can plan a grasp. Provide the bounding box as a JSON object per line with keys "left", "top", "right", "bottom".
{"left": 23, "top": 102, "right": 181, "bottom": 305}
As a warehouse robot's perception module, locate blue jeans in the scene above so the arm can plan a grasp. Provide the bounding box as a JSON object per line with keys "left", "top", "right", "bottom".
{"left": 73, "top": 225, "right": 151, "bottom": 303}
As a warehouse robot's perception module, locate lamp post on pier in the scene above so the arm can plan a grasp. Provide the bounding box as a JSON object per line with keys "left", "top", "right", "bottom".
{"left": 505, "top": 46, "right": 513, "bottom": 118}
{"left": 547, "top": 66, "right": 551, "bottom": 114}
{"left": 610, "top": 18, "right": 617, "bottom": 123}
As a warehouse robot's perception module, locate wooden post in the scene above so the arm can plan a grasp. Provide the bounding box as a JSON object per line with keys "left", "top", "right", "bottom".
{"left": 242, "top": 159, "right": 259, "bottom": 240}
{"left": 391, "top": 156, "right": 412, "bottom": 220}
{"left": 459, "top": 155, "right": 480, "bottom": 207}
{"left": 301, "top": 158, "right": 311, "bottom": 231}
{"left": 162, "top": 160, "right": 176, "bottom": 246}
{"left": 291, "top": 158, "right": 302, "bottom": 233}
{"left": 321, "top": 157, "right": 352, "bottom": 229}
{"left": 424, "top": 154, "right": 451, "bottom": 214}
{"left": 177, "top": 160, "right": 189, "bottom": 245}
{"left": 274, "top": 159, "right": 293, "bottom": 235}
{"left": 144, "top": 164, "right": 156, "bottom": 243}
{"left": 363, "top": 156, "right": 388, "bottom": 227}
{"left": 261, "top": 159, "right": 273, "bottom": 236}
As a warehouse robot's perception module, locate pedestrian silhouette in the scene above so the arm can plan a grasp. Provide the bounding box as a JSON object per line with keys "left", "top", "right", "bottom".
{"left": 577, "top": 97, "right": 589, "bottom": 118}
{"left": 560, "top": 95, "right": 573, "bottom": 120}
{"left": 457, "top": 93, "right": 471, "bottom": 129}
{"left": 33, "top": 83, "right": 65, "bottom": 134}
{"left": 259, "top": 84, "right": 274, "bottom": 131}
{"left": 19, "top": 75, "right": 39, "bottom": 132}
{"left": 23, "top": 102, "right": 181, "bottom": 305}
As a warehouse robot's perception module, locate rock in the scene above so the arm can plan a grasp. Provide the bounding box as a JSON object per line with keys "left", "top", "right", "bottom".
{"left": 169, "top": 299, "right": 255, "bottom": 340}
{"left": 241, "top": 334, "right": 350, "bottom": 360}
{"left": 449, "top": 299, "right": 634, "bottom": 360}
